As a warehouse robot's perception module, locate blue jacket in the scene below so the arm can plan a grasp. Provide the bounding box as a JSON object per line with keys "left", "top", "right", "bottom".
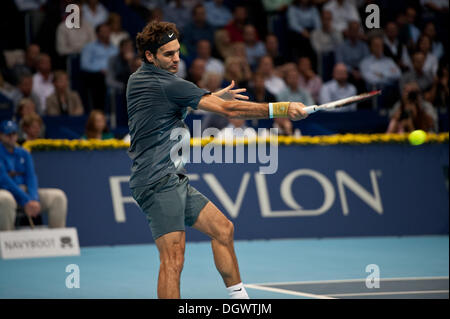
{"left": 0, "top": 143, "right": 39, "bottom": 206}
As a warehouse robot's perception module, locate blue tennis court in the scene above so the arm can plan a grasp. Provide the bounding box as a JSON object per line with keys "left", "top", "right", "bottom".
{"left": 0, "top": 235, "right": 447, "bottom": 299}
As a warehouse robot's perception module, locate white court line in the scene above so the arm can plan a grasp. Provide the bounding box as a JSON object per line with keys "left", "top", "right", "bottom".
{"left": 328, "top": 290, "right": 449, "bottom": 297}
{"left": 244, "top": 284, "right": 336, "bottom": 299}
{"left": 246, "top": 276, "right": 449, "bottom": 286}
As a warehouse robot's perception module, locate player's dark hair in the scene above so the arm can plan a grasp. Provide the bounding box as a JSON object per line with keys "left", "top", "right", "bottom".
{"left": 136, "top": 21, "right": 179, "bottom": 62}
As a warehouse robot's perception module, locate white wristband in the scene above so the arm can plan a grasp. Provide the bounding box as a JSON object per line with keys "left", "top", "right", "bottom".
{"left": 269, "top": 103, "right": 274, "bottom": 119}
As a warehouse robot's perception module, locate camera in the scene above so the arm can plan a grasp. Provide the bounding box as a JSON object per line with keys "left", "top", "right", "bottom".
{"left": 407, "top": 90, "right": 419, "bottom": 102}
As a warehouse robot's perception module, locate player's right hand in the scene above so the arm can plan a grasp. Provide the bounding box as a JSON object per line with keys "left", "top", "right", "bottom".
{"left": 288, "top": 102, "right": 309, "bottom": 121}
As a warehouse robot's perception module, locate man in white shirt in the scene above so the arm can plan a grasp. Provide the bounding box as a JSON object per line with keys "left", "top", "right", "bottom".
{"left": 196, "top": 40, "right": 225, "bottom": 76}
{"left": 360, "top": 36, "right": 401, "bottom": 87}
{"left": 32, "top": 53, "right": 54, "bottom": 115}
{"left": 257, "top": 56, "right": 287, "bottom": 97}
{"left": 319, "top": 63, "right": 357, "bottom": 111}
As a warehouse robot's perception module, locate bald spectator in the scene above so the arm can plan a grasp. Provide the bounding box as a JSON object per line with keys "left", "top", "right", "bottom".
{"left": 32, "top": 53, "right": 54, "bottom": 115}
{"left": 319, "top": 63, "right": 357, "bottom": 111}
{"left": 243, "top": 24, "right": 266, "bottom": 70}
{"left": 196, "top": 40, "right": 225, "bottom": 76}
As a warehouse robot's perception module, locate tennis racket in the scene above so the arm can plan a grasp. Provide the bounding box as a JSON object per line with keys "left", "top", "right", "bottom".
{"left": 303, "top": 90, "right": 381, "bottom": 114}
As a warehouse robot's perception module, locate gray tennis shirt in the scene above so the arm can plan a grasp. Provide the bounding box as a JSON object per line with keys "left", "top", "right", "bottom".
{"left": 126, "top": 62, "right": 210, "bottom": 188}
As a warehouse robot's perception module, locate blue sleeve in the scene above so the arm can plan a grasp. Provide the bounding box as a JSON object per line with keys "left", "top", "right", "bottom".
{"left": 163, "top": 77, "right": 210, "bottom": 110}
{"left": 0, "top": 159, "right": 31, "bottom": 206}
{"left": 287, "top": 7, "right": 304, "bottom": 34}
{"left": 80, "top": 43, "right": 100, "bottom": 72}
{"left": 23, "top": 151, "right": 39, "bottom": 202}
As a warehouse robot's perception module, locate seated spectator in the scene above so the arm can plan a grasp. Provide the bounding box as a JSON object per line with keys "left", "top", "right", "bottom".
{"left": 311, "top": 10, "right": 343, "bottom": 55}
{"left": 425, "top": 63, "right": 449, "bottom": 112}
{"left": 204, "top": 0, "right": 233, "bottom": 29}
{"left": 286, "top": 0, "right": 321, "bottom": 61}
{"left": 422, "top": 21, "right": 444, "bottom": 61}
{"left": 297, "top": 56, "right": 322, "bottom": 103}
{"left": 11, "top": 44, "right": 40, "bottom": 85}
{"left": 383, "top": 21, "right": 411, "bottom": 72}
{"left": 257, "top": 55, "right": 286, "bottom": 97}
{"left": 319, "top": 63, "right": 357, "bottom": 111}
{"left": 196, "top": 40, "right": 225, "bottom": 76}
{"left": 404, "top": 7, "right": 421, "bottom": 47}
{"left": 246, "top": 72, "right": 276, "bottom": 103}
{"left": 400, "top": 51, "right": 434, "bottom": 93}
{"left": 223, "top": 56, "right": 252, "bottom": 89}
{"left": 127, "top": 0, "right": 151, "bottom": 22}
{"left": 277, "top": 69, "right": 314, "bottom": 106}
{"left": 198, "top": 72, "right": 228, "bottom": 128}
{"left": 46, "top": 70, "right": 84, "bottom": 116}
{"left": 225, "top": 5, "right": 248, "bottom": 43}
{"left": 265, "top": 33, "right": 286, "bottom": 67}
{"left": 32, "top": 53, "right": 54, "bottom": 115}
{"left": 182, "top": 4, "right": 215, "bottom": 57}
{"left": 323, "top": 0, "right": 361, "bottom": 34}
{"left": 106, "top": 39, "right": 135, "bottom": 93}
{"left": 15, "top": 98, "right": 37, "bottom": 120}
{"left": 80, "top": 23, "right": 118, "bottom": 111}
{"left": 0, "top": 120, "right": 67, "bottom": 231}
{"left": 186, "top": 58, "right": 207, "bottom": 87}
{"left": 415, "top": 34, "right": 439, "bottom": 76}
{"left": 163, "top": 0, "right": 191, "bottom": 33}
{"left": 387, "top": 81, "right": 438, "bottom": 133}
{"left": 311, "top": 9, "right": 343, "bottom": 80}
{"left": 243, "top": 24, "right": 266, "bottom": 71}
{"left": 82, "top": 110, "right": 114, "bottom": 140}
{"left": 107, "top": 13, "right": 130, "bottom": 48}
{"left": 56, "top": 9, "right": 96, "bottom": 56}
{"left": 19, "top": 113, "right": 45, "bottom": 143}
{"left": 8, "top": 74, "right": 41, "bottom": 114}
{"left": 359, "top": 36, "right": 401, "bottom": 87}
{"left": 335, "top": 20, "right": 369, "bottom": 91}
{"left": 82, "top": 0, "right": 109, "bottom": 28}
{"left": 214, "top": 28, "right": 233, "bottom": 60}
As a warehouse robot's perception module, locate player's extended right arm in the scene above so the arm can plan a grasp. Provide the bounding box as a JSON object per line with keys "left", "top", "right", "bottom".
{"left": 198, "top": 94, "right": 309, "bottom": 121}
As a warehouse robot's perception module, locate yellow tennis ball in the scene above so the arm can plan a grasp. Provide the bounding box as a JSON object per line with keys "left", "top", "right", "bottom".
{"left": 408, "top": 130, "right": 427, "bottom": 145}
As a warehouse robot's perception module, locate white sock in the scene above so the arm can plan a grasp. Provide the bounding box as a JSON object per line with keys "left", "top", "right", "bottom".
{"left": 227, "top": 282, "right": 249, "bottom": 299}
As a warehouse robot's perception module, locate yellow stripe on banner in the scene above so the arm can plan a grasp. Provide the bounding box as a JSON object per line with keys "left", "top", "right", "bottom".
{"left": 22, "top": 133, "right": 449, "bottom": 152}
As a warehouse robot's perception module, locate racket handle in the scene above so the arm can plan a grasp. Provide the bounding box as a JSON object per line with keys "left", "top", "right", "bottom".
{"left": 303, "top": 105, "right": 318, "bottom": 114}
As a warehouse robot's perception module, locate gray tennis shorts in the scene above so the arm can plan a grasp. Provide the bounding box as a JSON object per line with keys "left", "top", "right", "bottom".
{"left": 131, "top": 173, "right": 210, "bottom": 240}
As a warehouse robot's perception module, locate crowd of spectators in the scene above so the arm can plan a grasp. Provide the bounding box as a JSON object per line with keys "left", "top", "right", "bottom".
{"left": 0, "top": 0, "right": 448, "bottom": 141}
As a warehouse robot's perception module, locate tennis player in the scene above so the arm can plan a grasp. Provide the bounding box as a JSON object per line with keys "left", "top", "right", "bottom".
{"left": 127, "top": 21, "right": 308, "bottom": 299}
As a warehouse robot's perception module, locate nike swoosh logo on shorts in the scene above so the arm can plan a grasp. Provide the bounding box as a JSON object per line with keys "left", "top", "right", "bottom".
{"left": 233, "top": 288, "right": 242, "bottom": 292}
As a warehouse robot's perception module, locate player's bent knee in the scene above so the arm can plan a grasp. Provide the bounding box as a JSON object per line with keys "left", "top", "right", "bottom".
{"left": 217, "top": 219, "right": 234, "bottom": 245}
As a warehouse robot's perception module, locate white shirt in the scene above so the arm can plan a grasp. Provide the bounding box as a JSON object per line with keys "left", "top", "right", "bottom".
{"left": 323, "top": 0, "right": 361, "bottom": 33}
{"left": 359, "top": 55, "right": 401, "bottom": 86}
{"left": 32, "top": 72, "right": 54, "bottom": 115}
{"left": 205, "top": 58, "right": 225, "bottom": 77}
{"left": 264, "top": 75, "right": 287, "bottom": 96}
{"left": 82, "top": 3, "right": 109, "bottom": 28}
{"left": 319, "top": 79, "right": 357, "bottom": 111}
